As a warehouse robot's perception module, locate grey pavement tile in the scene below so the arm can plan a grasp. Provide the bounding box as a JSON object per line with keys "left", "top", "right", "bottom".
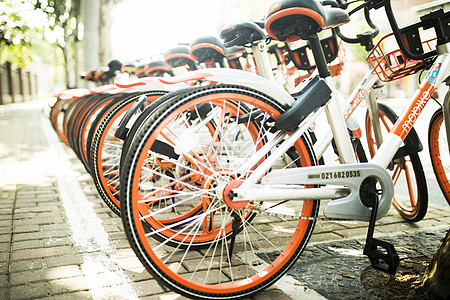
{"left": 0, "top": 242, "right": 10, "bottom": 252}
{"left": 313, "top": 221, "right": 348, "bottom": 233}
{"left": 12, "top": 224, "right": 41, "bottom": 233}
{"left": 15, "top": 206, "right": 59, "bottom": 214}
{"left": 333, "top": 226, "right": 380, "bottom": 238}
{"left": 41, "top": 237, "right": 73, "bottom": 248}
{"left": 0, "top": 226, "right": 12, "bottom": 235}
{"left": 12, "top": 239, "right": 41, "bottom": 251}
{"left": 252, "top": 288, "right": 292, "bottom": 300}
{"left": 0, "top": 234, "right": 11, "bottom": 243}
{"left": 40, "top": 223, "right": 70, "bottom": 232}
{"left": 13, "top": 230, "right": 70, "bottom": 242}
{"left": 9, "top": 265, "right": 82, "bottom": 286}
{"left": 0, "top": 274, "right": 7, "bottom": 287}
{"left": 139, "top": 293, "right": 188, "bottom": 300}
{"left": 309, "top": 232, "right": 345, "bottom": 243}
{"left": 0, "top": 220, "right": 12, "bottom": 227}
{"left": 48, "top": 276, "right": 91, "bottom": 294}
{"left": 15, "top": 215, "right": 66, "bottom": 226}
{"left": 9, "top": 281, "right": 49, "bottom": 300}
{"left": 9, "top": 258, "right": 44, "bottom": 273}
{"left": 134, "top": 279, "right": 167, "bottom": 296}
{"left": 44, "top": 254, "right": 84, "bottom": 268}
{"left": 41, "top": 291, "right": 93, "bottom": 299}
{"left": 11, "top": 245, "right": 73, "bottom": 261}
{"left": 0, "top": 208, "right": 13, "bottom": 214}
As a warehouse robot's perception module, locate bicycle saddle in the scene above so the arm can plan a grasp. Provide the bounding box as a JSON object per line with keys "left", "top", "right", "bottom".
{"left": 164, "top": 46, "right": 197, "bottom": 68}
{"left": 94, "top": 69, "right": 106, "bottom": 81}
{"left": 121, "top": 63, "right": 135, "bottom": 74}
{"left": 189, "top": 35, "right": 227, "bottom": 64}
{"left": 135, "top": 65, "right": 146, "bottom": 78}
{"left": 265, "top": 0, "right": 350, "bottom": 42}
{"left": 108, "top": 59, "right": 122, "bottom": 72}
{"left": 84, "top": 70, "right": 96, "bottom": 81}
{"left": 220, "top": 21, "right": 266, "bottom": 47}
{"left": 144, "top": 61, "right": 173, "bottom": 77}
{"left": 99, "top": 70, "right": 116, "bottom": 82}
{"left": 226, "top": 45, "right": 246, "bottom": 58}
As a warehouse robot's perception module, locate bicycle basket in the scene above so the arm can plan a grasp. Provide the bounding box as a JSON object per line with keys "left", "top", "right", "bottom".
{"left": 366, "top": 32, "right": 436, "bottom": 82}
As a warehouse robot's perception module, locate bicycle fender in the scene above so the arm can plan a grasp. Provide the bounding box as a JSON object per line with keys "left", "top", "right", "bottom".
{"left": 117, "top": 69, "right": 295, "bottom": 107}
{"left": 115, "top": 77, "right": 188, "bottom": 92}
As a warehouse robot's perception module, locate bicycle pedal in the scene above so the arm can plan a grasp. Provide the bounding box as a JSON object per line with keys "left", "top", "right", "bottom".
{"left": 364, "top": 237, "right": 399, "bottom": 275}
{"left": 361, "top": 177, "right": 399, "bottom": 275}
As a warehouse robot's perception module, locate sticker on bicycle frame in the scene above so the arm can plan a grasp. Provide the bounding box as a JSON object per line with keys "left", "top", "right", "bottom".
{"left": 308, "top": 170, "right": 362, "bottom": 180}
{"left": 425, "top": 63, "right": 441, "bottom": 84}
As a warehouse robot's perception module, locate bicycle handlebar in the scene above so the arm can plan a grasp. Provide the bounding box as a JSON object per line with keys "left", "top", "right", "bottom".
{"left": 333, "top": 0, "right": 380, "bottom": 50}
{"left": 383, "top": 0, "right": 437, "bottom": 60}
{"left": 334, "top": 0, "right": 442, "bottom": 60}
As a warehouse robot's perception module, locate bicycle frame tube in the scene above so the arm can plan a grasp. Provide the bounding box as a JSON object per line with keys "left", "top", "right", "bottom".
{"left": 366, "top": 81, "right": 385, "bottom": 148}
{"left": 237, "top": 74, "right": 373, "bottom": 187}
{"left": 373, "top": 53, "right": 450, "bottom": 168}
{"left": 251, "top": 42, "right": 276, "bottom": 82}
{"left": 237, "top": 105, "right": 327, "bottom": 188}
{"left": 314, "top": 71, "right": 378, "bottom": 159}
{"left": 324, "top": 77, "right": 358, "bottom": 163}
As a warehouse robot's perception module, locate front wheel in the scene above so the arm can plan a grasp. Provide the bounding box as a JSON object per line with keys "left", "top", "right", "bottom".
{"left": 365, "top": 102, "right": 428, "bottom": 222}
{"left": 120, "top": 84, "right": 319, "bottom": 299}
{"left": 428, "top": 108, "right": 450, "bottom": 205}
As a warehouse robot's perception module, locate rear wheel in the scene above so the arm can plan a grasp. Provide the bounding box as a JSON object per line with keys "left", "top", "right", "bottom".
{"left": 365, "top": 102, "right": 428, "bottom": 222}
{"left": 91, "top": 91, "right": 166, "bottom": 216}
{"left": 120, "top": 84, "right": 318, "bottom": 299}
{"left": 428, "top": 108, "right": 450, "bottom": 205}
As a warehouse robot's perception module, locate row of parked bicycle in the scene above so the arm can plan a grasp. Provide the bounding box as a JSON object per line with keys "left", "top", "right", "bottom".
{"left": 80, "top": 34, "right": 343, "bottom": 90}
{"left": 49, "top": 20, "right": 347, "bottom": 217}
{"left": 48, "top": 0, "right": 450, "bottom": 298}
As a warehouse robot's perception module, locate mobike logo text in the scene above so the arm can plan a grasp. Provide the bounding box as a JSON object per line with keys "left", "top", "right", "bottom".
{"left": 398, "top": 83, "right": 434, "bottom": 139}
{"left": 394, "top": 62, "right": 440, "bottom": 139}
{"left": 343, "top": 88, "right": 367, "bottom": 121}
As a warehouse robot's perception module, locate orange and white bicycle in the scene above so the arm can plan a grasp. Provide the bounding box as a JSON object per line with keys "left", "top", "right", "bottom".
{"left": 117, "top": 0, "right": 450, "bottom": 298}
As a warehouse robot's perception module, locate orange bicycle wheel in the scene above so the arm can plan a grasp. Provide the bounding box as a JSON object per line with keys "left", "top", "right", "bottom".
{"left": 428, "top": 108, "right": 450, "bottom": 205}
{"left": 365, "top": 102, "right": 427, "bottom": 221}
{"left": 121, "top": 85, "right": 318, "bottom": 299}
{"left": 91, "top": 91, "right": 166, "bottom": 216}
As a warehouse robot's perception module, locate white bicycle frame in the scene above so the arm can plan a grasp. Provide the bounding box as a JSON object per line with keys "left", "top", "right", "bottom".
{"left": 233, "top": 50, "right": 450, "bottom": 220}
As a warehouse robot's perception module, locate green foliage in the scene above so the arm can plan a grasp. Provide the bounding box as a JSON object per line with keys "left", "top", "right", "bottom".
{"left": 0, "top": 1, "right": 34, "bottom": 65}
{"left": 33, "top": 0, "right": 78, "bottom": 47}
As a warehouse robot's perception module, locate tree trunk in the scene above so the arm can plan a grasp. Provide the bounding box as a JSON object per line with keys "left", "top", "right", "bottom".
{"left": 73, "top": 0, "right": 82, "bottom": 88}
{"left": 421, "top": 229, "right": 450, "bottom": 299}
{"left": 0, "top": 51, "right": 3, "bottom": 105}
{"left": 81, "top": 0, "right": 99, "bottom": 78}
{"left": 98, "top": 0, "right": 112, "bottom": 67}
{"left": 61, "top": 32, "right": 74, "bottom": 89}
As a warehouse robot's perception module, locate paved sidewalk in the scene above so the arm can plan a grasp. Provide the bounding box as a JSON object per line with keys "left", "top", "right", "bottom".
{"left": 0, "top": 100, "right": 449, "bottom": 300}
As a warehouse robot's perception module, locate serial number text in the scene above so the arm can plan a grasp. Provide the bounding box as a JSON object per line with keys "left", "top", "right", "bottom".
{"left": 309, "top": 170, "right": 362, "bottom": 180}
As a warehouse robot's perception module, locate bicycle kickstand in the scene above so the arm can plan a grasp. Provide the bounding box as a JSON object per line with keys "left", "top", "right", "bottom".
{"left": 361, "top": 177, "right": 400, "bottom": 275}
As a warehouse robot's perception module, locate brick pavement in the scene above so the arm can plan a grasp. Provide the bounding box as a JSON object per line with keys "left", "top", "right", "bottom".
{"left": 0, "top": 100, "right": 449, "bottom": 299}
